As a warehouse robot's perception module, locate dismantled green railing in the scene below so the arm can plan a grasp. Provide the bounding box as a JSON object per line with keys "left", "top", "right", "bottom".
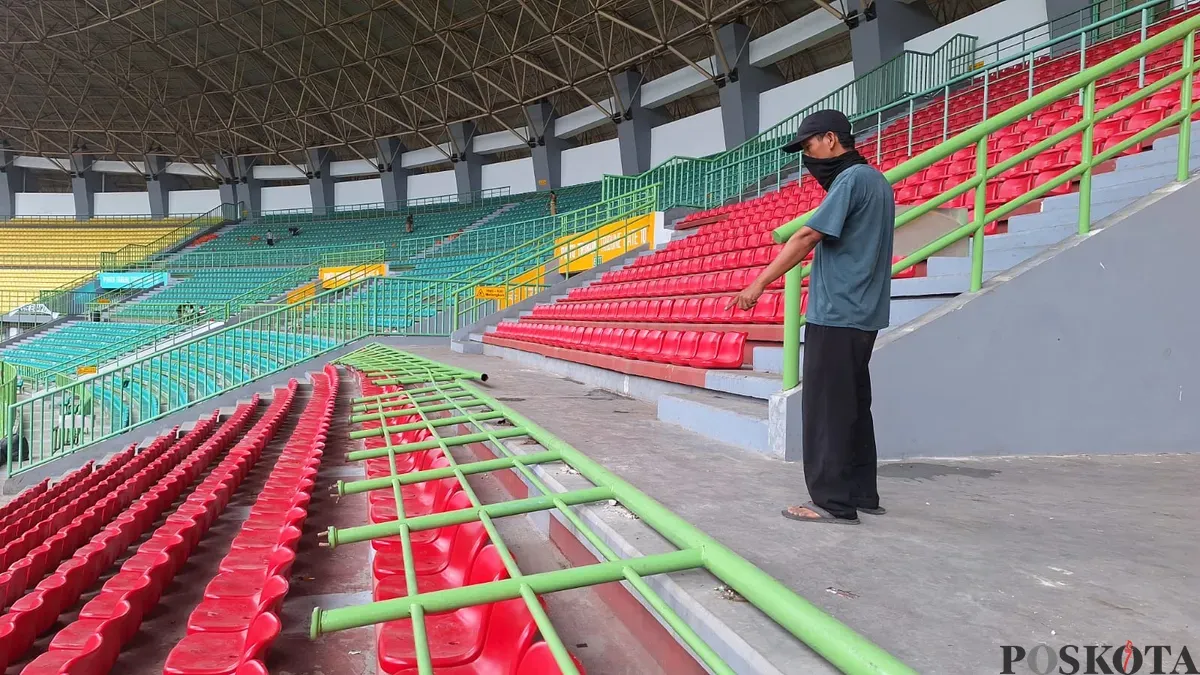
{"left": 312, "top": 345, "right": 914, "bottom": 675}
{"left": 602, "top": 0, "right": 1190, "bottom": 211}
{"left": 772, "top": 13, "right": 1200, "bottom": 389}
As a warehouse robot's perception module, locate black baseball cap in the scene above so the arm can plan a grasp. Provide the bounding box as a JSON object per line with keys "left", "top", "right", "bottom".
{"left": 782, "top": 109, "right": 853, "bottom": 153}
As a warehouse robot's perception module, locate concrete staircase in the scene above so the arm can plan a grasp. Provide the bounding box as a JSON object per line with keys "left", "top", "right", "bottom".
{"left": 478, "top": 131, "right": 1200, "bottom": 459}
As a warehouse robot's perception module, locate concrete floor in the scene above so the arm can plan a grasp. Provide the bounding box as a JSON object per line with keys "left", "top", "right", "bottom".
{"left": 398, "top": 345, "right": 1200, "bottom": 675}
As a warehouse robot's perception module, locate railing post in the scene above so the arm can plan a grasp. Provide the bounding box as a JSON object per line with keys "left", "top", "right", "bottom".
{"left": 1179, "top": 29, "right": 1195, "bottom": 183}
{"left": 982, "top": 68, "right": 990, "bottom": 121}
{"left": 906, "top": 99, "right": 915, "bottom": 155}
{"left": 970, "top": 136, "right": 989, "bottom": 292}
{"left": 782, "top": 265, "right": 803, "bottom": 390}
{"left": 1079, "top": 32, "right": 1088, "bottom": 105}
{"left": 1079, "top": 81, "right": 1097, "bottom": 235}
{"left": 942, "top": 86, "right": 950, "bottom": 142}
{"left": 875, "top": 112, "right": 883, "bottom": 163}
{"left": 1139, "top": 7, "right": 1149, "bottom": 88}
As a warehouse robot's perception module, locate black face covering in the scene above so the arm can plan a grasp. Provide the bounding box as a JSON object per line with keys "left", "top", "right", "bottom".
{"left": 802, "top": 149, "right": 868, "bottom": 192}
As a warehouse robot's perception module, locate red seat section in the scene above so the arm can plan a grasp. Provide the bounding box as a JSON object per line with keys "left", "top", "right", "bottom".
{"left": 16, "top": 381, "right": 299, "bottom": 674}
{"left": 163, "top": 365, "right": 337, "bottom": 675}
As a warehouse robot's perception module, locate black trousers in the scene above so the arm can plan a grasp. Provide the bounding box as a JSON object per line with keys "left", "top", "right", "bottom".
{"left": 801, "top": 323, "right": 880, "bottom": 519}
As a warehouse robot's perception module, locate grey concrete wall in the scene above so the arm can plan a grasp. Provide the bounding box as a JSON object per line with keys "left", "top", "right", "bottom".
{"left": 868, "top": 178, "right": 1200, "bottom": 458}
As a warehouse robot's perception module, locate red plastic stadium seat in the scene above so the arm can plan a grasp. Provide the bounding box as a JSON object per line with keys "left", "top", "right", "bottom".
{"left": 516, "top": 642, "right": 588, "bottom": 675}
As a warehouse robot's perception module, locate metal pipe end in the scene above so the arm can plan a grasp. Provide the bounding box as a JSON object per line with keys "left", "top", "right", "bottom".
{"left": 479, "top": 373, "right": 489, "bottom": 382}
{"left": 310, "top": 607, "right": 322, "bottom": 640}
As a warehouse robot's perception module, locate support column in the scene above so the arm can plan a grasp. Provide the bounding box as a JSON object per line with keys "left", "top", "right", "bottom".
{"left": 716, "top": 23, "right": 784, "bottom": 149}
{"left": 214, "top": 154, "right": 261, "bottom": 216}
{"left": 306, "top": 148, "right": 335, "bottom": 216}
{"left": 847, "top": 0, "right": 940, "bottom": 79}
{"left": 613, "top": 71, "right": 666, "bottom": 176}
{"left": 0, "top": 143, "right": 22, "bottom": 221}
{"left": 527, "top": 101, "right": 569, "bottom": 191}
{"left": 449, "top": 122, "right": 482, "bottom": 202}
{"left": 70, "top": 151, "right": 100, "bottom": 221}
{"left": 145, "top": 155, "right": 182, "bottom": 219}
{"left": 1046, "top": 0, "right": 1093, "bottom": 56}
{"left": 375, "top": 137, "right": 408, "bottom": 207}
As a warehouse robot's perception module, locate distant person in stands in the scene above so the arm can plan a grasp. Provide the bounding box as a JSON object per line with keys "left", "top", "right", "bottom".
{"left": 288, "top": 226, "right": 300, "bottom": 236}
{"left": 405, "top": 214, "right": 414, "bottom": 234}
{"left": 549, "top": 191, "right": 558, "bottom": 216}
{"left": 266, "top": 230, "right": 275, "bottom": 246}
{"left": 729, "top": 109, "right": 894, "bottom": 526}
{"left": 176, "top": 305, "right": 184, "bottom": 320}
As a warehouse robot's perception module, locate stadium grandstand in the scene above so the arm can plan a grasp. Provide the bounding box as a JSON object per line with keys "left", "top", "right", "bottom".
{"left": 0, "top": 0, "right": 1196, "bottom": 671}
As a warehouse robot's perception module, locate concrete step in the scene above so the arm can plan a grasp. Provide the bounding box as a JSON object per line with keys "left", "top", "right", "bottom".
{"left": 752, "top": 345, "right": 787, "bottom": 374}
{"left": 704, "top": 369, "right": 781, "bottom": 400}
{"left": 892, "top": 273, "right": 977, "bottom": 297}
{"left": 977, "top": 225, "right": 1075, "bottom": 251}
{"left": 890, "top": 295, "right": 950, "bottom": 327}
{"left": 1008, "top": 197, "right": 1137, "bottom": 231}
{"left": 657, "top": 390, "right": 770, "bottom": 457}
{"left": 926, "top": 245, "right": 1043, "bottom": 276}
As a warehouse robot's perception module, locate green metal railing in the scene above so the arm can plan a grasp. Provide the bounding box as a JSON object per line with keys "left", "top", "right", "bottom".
{"left": 252, "top": 187, "right": 513, "bottom": 224}
{"left": 97, "top": 203, "right": 238, "bottom": 270}
{"left": 603, "top": 0, "right": 1193, "bottom": 212}
{"left": 0, "top": 360, "right": 15, "bottom": 439}
{"left": 386, "top": 186, "right": 658, "bottom": 334}
{"left": 163, "top": 241, "right": 383, "bottom": 269}
{"left": 772, "top": 12, "right": 1200, "bottom": 389}
{"left": 2, "top": 254, "right": 406, "bottom": 470}
{"left": 312, "top": 345, "right": 914, "bottom": 675}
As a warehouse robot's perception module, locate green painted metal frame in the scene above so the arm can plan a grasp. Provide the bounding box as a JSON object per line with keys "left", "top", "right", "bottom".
{"left": 251, "top": 187, "right": 512, "bottom": 223}
{"left": 603, "top": 0, "right": 1189, "bottom": 213}
{"left": 313, "top": 345, "right": 915, "bottom": 675}
{"left": 772, "top": 15, "right": 1200, "bottom": 389}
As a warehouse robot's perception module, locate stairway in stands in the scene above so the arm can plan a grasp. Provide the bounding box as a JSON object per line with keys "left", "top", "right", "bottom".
{"left": 0, "top": 365, "right": 337, "bottom": 674}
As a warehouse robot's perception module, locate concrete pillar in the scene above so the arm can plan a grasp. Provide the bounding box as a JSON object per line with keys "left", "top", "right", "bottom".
{"left": 0, "top": 144, "right": 22, "bottom": 221}
{"left": 375, "top": 137, "right": 408, "bottom": 207}
{"left": 70, "top": 152, "right": 100, "bottom": 221}
{"left": 613, "top": 71, "right": 666, "bottom": 175}
{"left": 1046, "top": 0, "right": 1093, "bottom": 55}
{"left": 214, "top": 154, "right": 261, "bottom": 216}
{"left": 449, "top": 122, "right": 482, "bottom": 202}
{"left": 145, "top": 155, "right": 182, "bottom": 219}
{"left": 306, "top": 148, "right": 335, "bottom": 216}
{"left": 716, "top": 23, "right": 785, "bottom": 149}
{"left": 527, "top": 101, "right": 569, "bottom": 191}
{"left": 847, "top": 0, "right": 940, "bottom": 79}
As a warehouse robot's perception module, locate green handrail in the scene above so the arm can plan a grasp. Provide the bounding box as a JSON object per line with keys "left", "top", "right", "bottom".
{"left": 251, "top": 186, "right": 512, "bottom": 222}
{"left": 773, "top": 13, "right": 1200, "bottom": 388}
{"left": 0, "top": 360, "right": 16, "bottom": 438}
{"left": 97, "top": 203, "right": 238, "bottom": 270}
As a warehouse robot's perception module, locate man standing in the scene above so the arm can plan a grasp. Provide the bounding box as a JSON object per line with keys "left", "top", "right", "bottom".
{"left": 730, "top": 110, "right": 894, "bottom": 525}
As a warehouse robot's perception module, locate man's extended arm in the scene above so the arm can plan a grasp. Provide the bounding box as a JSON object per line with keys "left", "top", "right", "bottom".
{"left": 727, "top": 226, "right": 823, "bottom": 310}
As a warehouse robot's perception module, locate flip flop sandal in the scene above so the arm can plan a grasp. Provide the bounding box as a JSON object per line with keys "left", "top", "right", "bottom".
{"left": 858, "top": 506, "right": 887, "bottom": 515}
{"left": 780, "top": 502, "right": 860, "bottom": 525}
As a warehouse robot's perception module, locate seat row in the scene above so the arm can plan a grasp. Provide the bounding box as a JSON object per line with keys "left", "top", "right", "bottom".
{"left": 0, "top": 462, "right": 100, "bottom": 550}
{"left": 528, "top": 291, "right": 800, "bottom": 325}
{"left": 352, "top": 373, "right": 586, "bottom": 675}
{"left": 17, "top": 387, "right": 290, "bottom": 674}
{"left": 490, "top": 322, "right": 748, "bottom": 370}
{"left": 567, "top": 267, "right": 785, "bottom": 302}
{"left": 164, "top": 366, "right": 338, "bottom": 675}
{"left": 0, "top": 407, "right": 242, "bottom": 670}
{"left": 0, "top": 434, "right": 180, "bottom": 610}
{"left": 0, "top": 480, "right": 50, "bottom": 529}
{"left": 604, "top": 244, "right": 786, "bottom": 284}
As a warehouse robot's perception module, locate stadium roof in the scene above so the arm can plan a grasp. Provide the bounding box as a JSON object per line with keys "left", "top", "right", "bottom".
{"left": 0, "top": 0, "right": 989, "bottom": 165}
